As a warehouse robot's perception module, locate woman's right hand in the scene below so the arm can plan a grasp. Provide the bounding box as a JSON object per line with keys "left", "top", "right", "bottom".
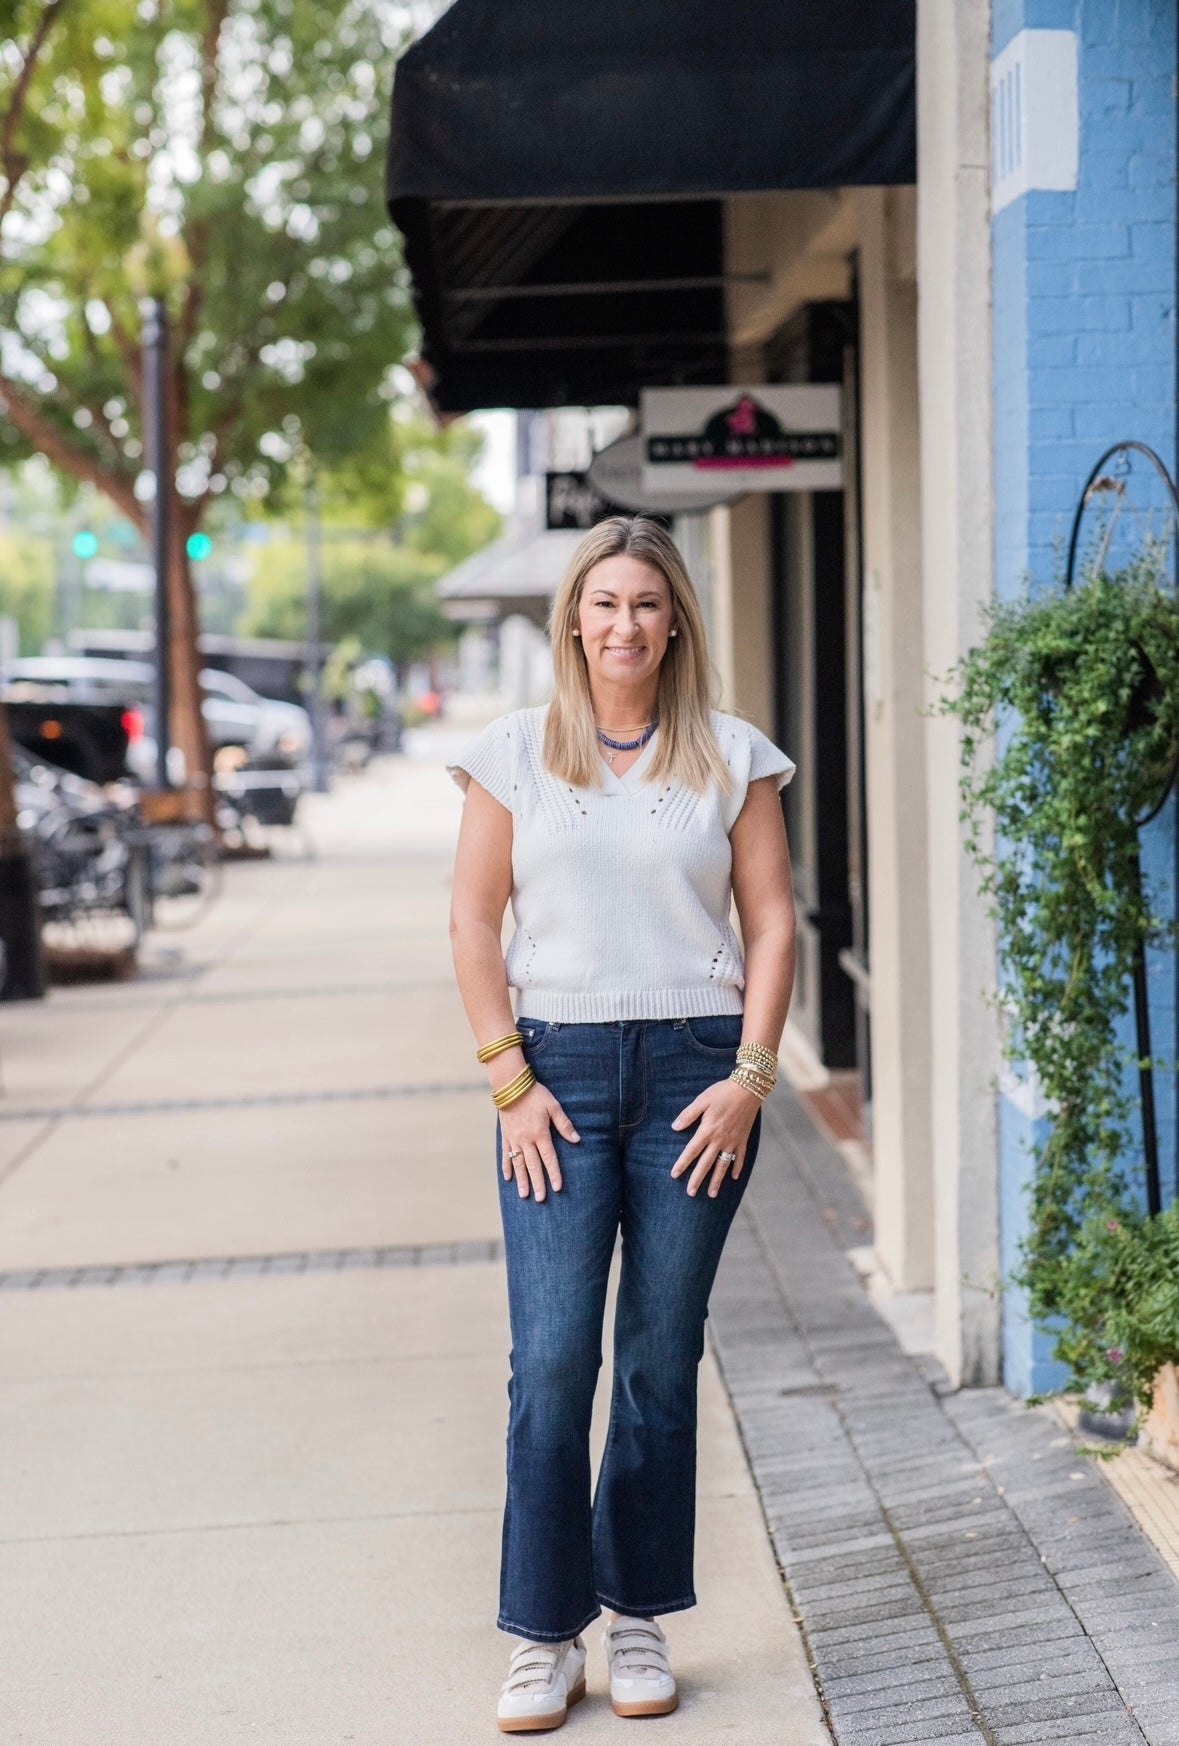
{"left": 500, "top": 1082, "right": 580, "bottom": 1200}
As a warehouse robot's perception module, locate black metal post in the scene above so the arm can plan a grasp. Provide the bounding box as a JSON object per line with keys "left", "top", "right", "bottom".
{"left": 143, "top": 299, "right": 171, "bottom": 791}
{"left": 1129, "top": 852, "right": 1163, "bottom": 1217}
{"left": 305, "top": 463, "right": 329, "bottom": 793}
{"left": 1065, "top": 440, "right": 1179, "bottom": 1217}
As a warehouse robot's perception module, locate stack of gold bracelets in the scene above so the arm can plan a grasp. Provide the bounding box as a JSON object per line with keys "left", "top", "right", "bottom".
{"left": 477, "top": 1030, "right": 535, "bottom": 1109}
{"left": 478, "top": 1030, "right": 777, "bottom": 1110}
{"left": 730, "top": 1040, "right": 778, "bottom": 1102}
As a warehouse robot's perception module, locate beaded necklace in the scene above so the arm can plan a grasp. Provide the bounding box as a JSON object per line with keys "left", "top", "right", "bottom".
{"left": 596, "top": 718, "right": 658, "bottom": 767}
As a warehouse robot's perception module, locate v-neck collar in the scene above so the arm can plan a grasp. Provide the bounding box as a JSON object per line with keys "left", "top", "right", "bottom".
{"left": 599, "top": 725, "right": 660, "bottom": 795}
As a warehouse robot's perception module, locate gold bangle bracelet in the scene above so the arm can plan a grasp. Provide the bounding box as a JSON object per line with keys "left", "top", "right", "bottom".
{"left": 730, "top": 1065, "right": 773, "bottom": 1102}
{"left": 477, "top": 1031, "right": 523, "bottom": 1063}
{"left": 733, "top": 1057, "right": 775, "bottom": 1081}
{"left": 736, "top": 1041, "right": 778, "bottom": 1077}
{"left": 492, "top": 1066, "right": 536, "bottom": 1109}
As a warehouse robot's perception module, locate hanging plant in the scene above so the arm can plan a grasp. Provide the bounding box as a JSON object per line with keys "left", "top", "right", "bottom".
{"left": 936, "top": 540, "right": 1179, "bottom": 1413}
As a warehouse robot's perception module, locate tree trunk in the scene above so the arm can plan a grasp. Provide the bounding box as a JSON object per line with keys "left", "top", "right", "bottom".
{"left": 167, "top": 506, "right": 215, "bottom": 823}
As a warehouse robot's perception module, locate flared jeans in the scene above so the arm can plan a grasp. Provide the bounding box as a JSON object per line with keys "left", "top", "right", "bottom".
{"left": 495, "top": 1013, "right": 760, "bottom": 1642}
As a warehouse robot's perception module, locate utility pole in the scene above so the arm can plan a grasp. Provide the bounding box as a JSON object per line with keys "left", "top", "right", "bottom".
{"left": 142, "top": 299, "right": 172, "bottom": 791}
{"left": 305, "top": 461, "right": 330, "bottom": 793}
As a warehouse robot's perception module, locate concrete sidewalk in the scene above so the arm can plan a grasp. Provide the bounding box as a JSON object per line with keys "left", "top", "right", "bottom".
{"left": 0, "top": 751, "right": 826, "bottom": 1745}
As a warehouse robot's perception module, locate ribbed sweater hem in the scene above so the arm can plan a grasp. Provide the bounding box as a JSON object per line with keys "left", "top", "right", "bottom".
{"left": 515, "top": 986, "right": 745, "bottom": 1022}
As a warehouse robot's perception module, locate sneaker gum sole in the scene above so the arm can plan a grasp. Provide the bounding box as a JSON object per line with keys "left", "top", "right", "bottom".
{"left": 610, "top": 1690, "right": 679, "bottom": 1719}
{"left": 497, "top": 1673, "right": 586, "bottom": 1733}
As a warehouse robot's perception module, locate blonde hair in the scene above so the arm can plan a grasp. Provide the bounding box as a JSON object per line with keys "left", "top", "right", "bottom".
{"left": 544, "top": 516, "right": 732, "bottom": 793}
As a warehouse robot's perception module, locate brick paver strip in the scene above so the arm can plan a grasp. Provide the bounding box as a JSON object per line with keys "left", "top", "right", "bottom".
{"left": 0, "top": 1239, "right": 505, "bottom": 1288}
{"left": 0, "top": 1080, "right": 488, "bottom": 1124}
{"left": 709, "top": 1088, "right": 1179, "bottom": 1746}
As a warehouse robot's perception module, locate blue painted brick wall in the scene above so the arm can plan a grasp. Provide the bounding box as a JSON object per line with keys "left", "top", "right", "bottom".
{"left": 991, "top": 0, "right": 1177, "bottom": 1397}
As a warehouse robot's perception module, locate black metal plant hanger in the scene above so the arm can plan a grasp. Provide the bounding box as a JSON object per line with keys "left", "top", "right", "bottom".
{"left": 1063, "top": 441, "right": 1179, "bottom": 1218}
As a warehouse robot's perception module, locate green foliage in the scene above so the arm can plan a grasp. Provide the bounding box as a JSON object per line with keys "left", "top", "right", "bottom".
{"left": 240, "top": 537, "right": 457, "bottom": 668}
{"left": 936, "top": 544, "right": 1179, "bottom": 1412}
{"left": 0, "top": 0, "right": 415, "bottom": 518}
{"left": 240, "top": 415, "right": 498, "bottom": 665}
{"left": 397, "top": 422, "right": 502, "bottom": 566}
{"left": 301, "top": 413, "right": 502, "bottom": 550}
{"left": 0, "top": 529, "right": 55, "bottom": 653}
{"left": 1048, "top": 1201, "right": 1179, "bottom": 1412}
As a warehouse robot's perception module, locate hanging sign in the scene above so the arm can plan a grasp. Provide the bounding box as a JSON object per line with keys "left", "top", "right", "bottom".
{"left": 586, "top": 433, "right": 744, "bottom": 516}
{"left": 642, "top": 385, "right": 843, "bottom": 493}
{"left": 545, "top": 472, "right": 621, "bottom": 530}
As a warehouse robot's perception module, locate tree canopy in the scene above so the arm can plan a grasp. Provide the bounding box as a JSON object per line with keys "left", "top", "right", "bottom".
{"left": 0, "top": 0, "right": 416, "bottom": 533}
{"left": 240, "top": 415, "right": 500, "bottom": 668}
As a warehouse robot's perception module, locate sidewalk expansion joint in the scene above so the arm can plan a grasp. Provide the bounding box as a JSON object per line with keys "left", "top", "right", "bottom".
{"left": 0, "top": 1239, "right": 505, "bottom": 1289}
{"left": 44, "top": 977, "right": 458, "bottom": 1013}
{"left": 0, "top": 1081, "right": 487, "bottom": 1123}
{"left": 708, "top": 1086, "right": 1175, "bottom": 1746}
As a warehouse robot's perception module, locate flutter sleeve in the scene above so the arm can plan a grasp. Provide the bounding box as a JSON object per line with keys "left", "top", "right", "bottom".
{"left": 747, "top": 722, "right": 796, "bottom": 792}
{"left": 720, "top": 717, "right": 796, "bottom": 831}
{"left": 446, "top": 713, "right": 515, "bottom": 809}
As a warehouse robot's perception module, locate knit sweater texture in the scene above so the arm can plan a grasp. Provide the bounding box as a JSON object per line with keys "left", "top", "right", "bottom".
{"left": 448, "top": 705, "right": 795, "bottom": 1022}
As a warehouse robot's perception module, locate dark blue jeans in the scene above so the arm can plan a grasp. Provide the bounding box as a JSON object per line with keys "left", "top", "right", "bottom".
{"left": 495, "top": 1013, "right": 760, "bottom": 1642}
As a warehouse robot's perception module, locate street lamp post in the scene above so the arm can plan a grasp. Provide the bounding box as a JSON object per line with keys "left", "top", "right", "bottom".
{"left": 142, "top": 299, "right": 172, "bottom": 791}
{"left": 305, "top": 463, "right": 330, "bottom": 794}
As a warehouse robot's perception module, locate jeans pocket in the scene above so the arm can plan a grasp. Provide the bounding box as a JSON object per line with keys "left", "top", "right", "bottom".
{"left": 681, "top": 1014, "right": 744, "bottom": 1058}
{"left": 517, "top": 1017, "right": 558, "bottom": 1058}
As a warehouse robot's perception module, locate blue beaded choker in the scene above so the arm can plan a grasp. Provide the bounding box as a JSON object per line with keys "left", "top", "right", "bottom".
{"left": 597, "top": 718, "right": 658, "bottom": 763}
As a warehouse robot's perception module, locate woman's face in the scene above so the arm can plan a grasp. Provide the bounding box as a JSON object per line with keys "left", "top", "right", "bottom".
{"left": 575, "top": 555, "right": 675, "bottom": 696}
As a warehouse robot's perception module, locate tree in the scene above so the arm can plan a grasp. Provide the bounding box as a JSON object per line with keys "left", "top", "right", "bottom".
{"left": 0, "top": 0, "right": 415, "bottom": 801}
{"left": 242, "top": 537, "right": 456, "bottom": 670}
{"left": 240, "top": 413, "right": 500, "bottom": 670}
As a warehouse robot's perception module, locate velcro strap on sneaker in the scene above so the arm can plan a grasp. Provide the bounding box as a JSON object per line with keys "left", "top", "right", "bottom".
{"left": 504, "top": 1641, "right": 565, "bottom": 1694}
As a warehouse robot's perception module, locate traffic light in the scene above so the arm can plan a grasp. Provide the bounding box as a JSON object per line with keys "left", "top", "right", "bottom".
{"left": 72, "top": 530, "right": 99, "bottom": 559}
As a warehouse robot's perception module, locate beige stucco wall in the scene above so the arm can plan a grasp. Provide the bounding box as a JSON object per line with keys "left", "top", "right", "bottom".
{"left": 857, "top": 185, "right": 935, "bottom": 1292}
{"left": 726, "top": 191, "right": 857, "bottom": 353}
{"left": 711, "top": 496, "right": 775, "bottom": 737}
{"left": 917, "top": 0, "right": 1001, "bottom": 1385}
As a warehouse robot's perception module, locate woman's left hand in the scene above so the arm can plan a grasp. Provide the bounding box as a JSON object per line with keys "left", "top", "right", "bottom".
{"left": 670, "top": 1079, "right": 761, "bottom": 1197}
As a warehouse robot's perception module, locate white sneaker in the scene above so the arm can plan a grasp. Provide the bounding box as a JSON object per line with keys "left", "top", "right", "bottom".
{"left": 601, "top": 1616, "right": 678, "bottom": 1718}
{"left": 497, "top": 1636, "right": 587, "bottom": 1733}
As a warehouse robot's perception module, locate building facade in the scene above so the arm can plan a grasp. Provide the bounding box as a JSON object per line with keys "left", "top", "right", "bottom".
{"left": 389, "top": 0, "right": 1179, "bottom": 1396}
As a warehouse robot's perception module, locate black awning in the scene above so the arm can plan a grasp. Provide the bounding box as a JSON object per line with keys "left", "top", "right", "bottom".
{"left": 387, "top": 0, "right": 915, "bottom": 413}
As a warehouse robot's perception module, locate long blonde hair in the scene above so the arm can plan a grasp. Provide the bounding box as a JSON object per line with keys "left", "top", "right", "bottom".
{"left": 544, "top": 516, "right": 732, "bottom": 793}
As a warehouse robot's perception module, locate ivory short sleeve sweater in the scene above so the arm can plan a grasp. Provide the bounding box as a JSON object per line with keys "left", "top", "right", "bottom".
{"left": 447, "top": 705, "right": 795, "bottom": 1022}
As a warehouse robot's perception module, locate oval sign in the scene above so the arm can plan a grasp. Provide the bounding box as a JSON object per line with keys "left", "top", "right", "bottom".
{"left": 587, "top": 433, "right": 745, "bottom": 516}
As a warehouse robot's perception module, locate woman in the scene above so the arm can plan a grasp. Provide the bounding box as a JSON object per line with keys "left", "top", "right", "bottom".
{"left": 448, "top": 516, "right": 796, "bottom": 1732}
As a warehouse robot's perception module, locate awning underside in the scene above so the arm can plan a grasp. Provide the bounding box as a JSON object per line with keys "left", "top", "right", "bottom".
{"left": 406, "top": 200, "right": 729, "bottom": 411}
{"left": 387, "top": 1, "right": 915, "bottom": 413}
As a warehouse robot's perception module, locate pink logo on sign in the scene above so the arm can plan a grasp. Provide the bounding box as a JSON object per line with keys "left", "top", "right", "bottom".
{"left": 726, "top": 396, "right": 759, "bottom": 437}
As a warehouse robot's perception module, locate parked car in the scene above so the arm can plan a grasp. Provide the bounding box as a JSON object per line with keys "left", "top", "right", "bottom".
{"left": 2, "top": 656, "right": 311, "bottom": 780}
{"left": 198, "top": 668, "right": 312, "bottom": 764}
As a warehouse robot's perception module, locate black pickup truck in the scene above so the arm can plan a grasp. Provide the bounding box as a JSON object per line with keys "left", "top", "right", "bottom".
{"left": 4, "top": 697, "right": 131, "bottom": 785}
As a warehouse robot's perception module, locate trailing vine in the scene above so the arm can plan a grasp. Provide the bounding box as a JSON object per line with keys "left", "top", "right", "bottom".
{"left": 937, "top": 544, "right": 1179, "bottom": 1409}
